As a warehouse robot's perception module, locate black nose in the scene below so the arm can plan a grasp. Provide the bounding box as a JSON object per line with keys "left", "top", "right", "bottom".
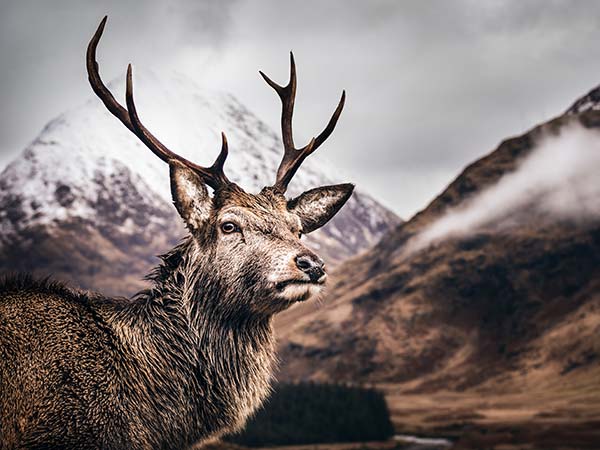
{"left": 295, "top": 254, "right": 326, "bottom": 282}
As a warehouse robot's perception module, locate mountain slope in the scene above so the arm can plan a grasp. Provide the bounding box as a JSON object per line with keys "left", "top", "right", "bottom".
{"left": 275, "top": 88, "right": 600, "bottom": 396}
{"left": 0, "top": 70, "right": 399, "bottom": 296}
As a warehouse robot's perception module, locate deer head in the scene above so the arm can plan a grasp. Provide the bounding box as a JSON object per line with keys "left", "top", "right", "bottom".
{"left": 87, "top": 17, "right": 353, "bottom": 316}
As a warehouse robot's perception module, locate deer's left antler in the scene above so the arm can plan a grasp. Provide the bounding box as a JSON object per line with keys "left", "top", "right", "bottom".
{"left": 260, "top": 53, "right": 345, "bottom": 194}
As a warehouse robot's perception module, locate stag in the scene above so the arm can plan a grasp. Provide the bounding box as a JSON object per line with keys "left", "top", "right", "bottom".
{"left": 0, "top": 17, "right": 353, "bottom": 450}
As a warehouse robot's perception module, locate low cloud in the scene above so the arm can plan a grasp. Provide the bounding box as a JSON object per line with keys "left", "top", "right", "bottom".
{"left": 406, "top": 123, "right": 600, "bottom": 253}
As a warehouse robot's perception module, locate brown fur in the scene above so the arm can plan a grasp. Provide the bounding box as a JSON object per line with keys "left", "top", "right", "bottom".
{"left": 0, "top": 18, "right": 354, "bottom": 447}
{"left": 0, "top": 179, "right": 353, "bottom": 449}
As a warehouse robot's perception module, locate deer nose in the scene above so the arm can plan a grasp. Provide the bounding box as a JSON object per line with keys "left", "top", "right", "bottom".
{"left": 295, "top": 254, "right": 326, "bottom": 282}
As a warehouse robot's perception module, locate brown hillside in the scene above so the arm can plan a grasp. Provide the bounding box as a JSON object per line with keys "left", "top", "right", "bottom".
{"left": 275, "top": 109, "right": 600, "bottom": 395}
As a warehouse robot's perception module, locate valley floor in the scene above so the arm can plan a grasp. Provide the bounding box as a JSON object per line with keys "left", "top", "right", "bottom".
{"left": 203, "top": 367, "right": 600, "bottom": 450}
{"left": 382, "top": 378, "right": 600, "bottom": 450}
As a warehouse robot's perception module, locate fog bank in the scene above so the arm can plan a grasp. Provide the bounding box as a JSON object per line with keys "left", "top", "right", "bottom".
{"left": 406, "top": 124, "right": 600, "bottom": 253}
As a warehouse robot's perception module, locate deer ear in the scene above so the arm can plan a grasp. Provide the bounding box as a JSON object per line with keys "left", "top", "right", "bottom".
{"left": 288, "top": 183, "right": 354, "bottom": 234}
{"left": 169, "top": 161, "right": 212, "bottom": 231}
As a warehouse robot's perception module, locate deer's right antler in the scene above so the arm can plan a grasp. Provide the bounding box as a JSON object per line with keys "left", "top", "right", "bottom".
{"left": 86, "top": 16, "right": 231, "bottom": 191}
{"left": 260, "top": 53, "right": 345, "bottom": 194}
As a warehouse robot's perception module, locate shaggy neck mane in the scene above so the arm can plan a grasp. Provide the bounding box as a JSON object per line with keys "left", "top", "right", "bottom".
{"left": 110, "top": 237, "right": 276, "bottom": 446}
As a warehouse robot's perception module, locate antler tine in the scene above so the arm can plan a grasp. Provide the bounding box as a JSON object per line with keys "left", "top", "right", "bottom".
{"left": 86, "top": 16, "right": 132, "bottom": 131}
{"left": 260, "top": 52, "right": 346, "bottom": 193}
{"left": 259, "top": 52, "right": 298, "bottom": 153}
{"left": 125, "top": 65, "right": 230, "bottom": 189}
{"left": 313, "top": 90, "right": 345, "bottom": 149}
{"left": 87, "top": 17, "right": 230, "bottom": 191}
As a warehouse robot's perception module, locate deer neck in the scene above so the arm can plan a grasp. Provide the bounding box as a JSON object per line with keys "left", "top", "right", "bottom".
{"left": 113, "top": 237, "right": 276, "bottom": 444}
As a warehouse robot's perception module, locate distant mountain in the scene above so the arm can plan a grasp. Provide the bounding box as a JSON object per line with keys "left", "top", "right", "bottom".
{"left": 0, "top": 70, "right": 399, "bottom": 296}
{"left": 275, "top": 85, "right": 600, "bottom": 394}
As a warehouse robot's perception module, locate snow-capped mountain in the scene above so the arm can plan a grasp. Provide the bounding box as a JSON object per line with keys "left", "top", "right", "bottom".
{"left": 0, "top": 70, "right": 399, "bottom": 295}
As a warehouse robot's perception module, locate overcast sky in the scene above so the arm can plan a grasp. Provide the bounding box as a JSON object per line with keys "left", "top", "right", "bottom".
{"left": 2, "top": 0, "right": 600, "bottom": 217}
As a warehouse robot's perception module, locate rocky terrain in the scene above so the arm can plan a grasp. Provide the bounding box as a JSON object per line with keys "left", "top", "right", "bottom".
{"left": 0, "top": 70, "right": 399, "bottom": 296}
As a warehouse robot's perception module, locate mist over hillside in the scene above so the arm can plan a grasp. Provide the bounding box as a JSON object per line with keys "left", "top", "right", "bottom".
{"left": 406, "top": 124, "right": 600, "bottom": 254}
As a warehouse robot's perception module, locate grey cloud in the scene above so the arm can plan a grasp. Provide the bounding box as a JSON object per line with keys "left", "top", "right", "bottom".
{"left": 0, "top": 0, "right": 235, "bottom": 159}
{"left": 2, "top": 0, "right": 600, "bottom": 218}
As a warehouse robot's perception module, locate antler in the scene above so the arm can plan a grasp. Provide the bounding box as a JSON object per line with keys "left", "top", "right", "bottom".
{"left": 260, "top": 53, "right": 345, "bottom": 194}
{"left": 86, "top": 16, "right": 230, "bottom": 191}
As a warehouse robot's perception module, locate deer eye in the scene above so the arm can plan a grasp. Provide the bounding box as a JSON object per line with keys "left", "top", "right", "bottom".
{"left": 220, "top": 222, "right": 240, "bottom": 234}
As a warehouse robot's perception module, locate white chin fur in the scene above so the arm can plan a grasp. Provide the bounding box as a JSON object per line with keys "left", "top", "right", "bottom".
{"left": 278, "top": 283, "right": 322, "bottom": 301}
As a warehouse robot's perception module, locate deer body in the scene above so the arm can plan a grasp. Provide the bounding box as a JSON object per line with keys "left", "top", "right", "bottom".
{"left": 0, "top": 17, "right": 353, "bottom": 449}
{"left": 1, "top": 241, "right": 274, "bottom": 449}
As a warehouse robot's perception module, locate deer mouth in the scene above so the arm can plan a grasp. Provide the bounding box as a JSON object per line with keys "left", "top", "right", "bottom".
{"left": 274, "top": 279, "right": 324, "bottom": 302}
{"left": 275, "top": 279, "right": 324, "bottom": 291}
